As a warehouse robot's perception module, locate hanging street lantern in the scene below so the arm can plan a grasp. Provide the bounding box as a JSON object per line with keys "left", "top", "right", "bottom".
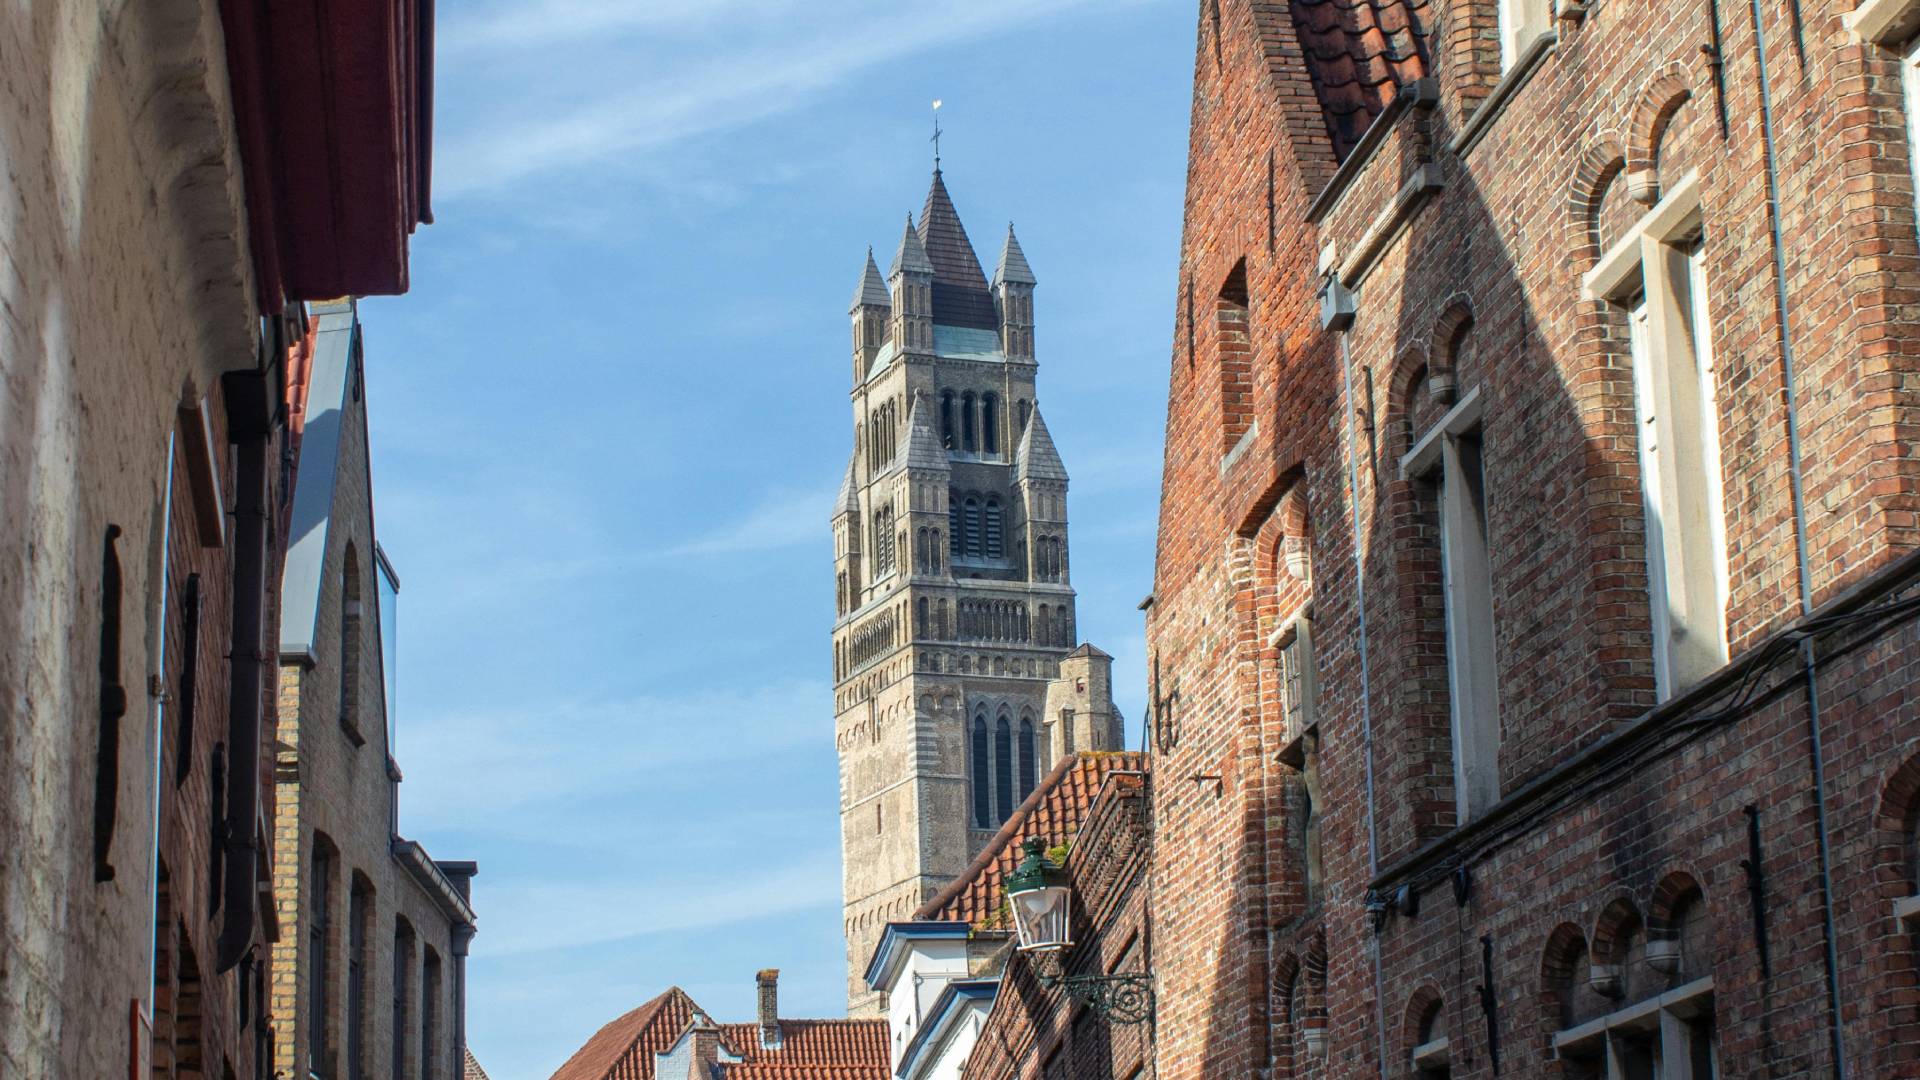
{"left": 1006, "top": 839, "right": 1073, "bottom": 952}
{"left": 1002, "top": 837, "right": 1154, "bottom": 1024}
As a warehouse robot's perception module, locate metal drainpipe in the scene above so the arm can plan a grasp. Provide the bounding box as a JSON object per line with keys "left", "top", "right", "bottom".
{"left": 1331, "top": 308, "right": 1389, "bottom": 1078}
{"left": 216, "top": 426, "right": 268, "bottom": 972}
{"left": 1746, "top": 1, "right": 1848, "bottom": 1073}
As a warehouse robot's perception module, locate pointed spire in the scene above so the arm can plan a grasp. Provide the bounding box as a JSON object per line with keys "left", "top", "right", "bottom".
{"left": 1014, "top": 407, "right": 1068, "bottom": 483}
{"left": 993, "top": 223, "right": 1036, "bottom": 286}
{"left": 891, "top": 214, "right": 933, "bottom": 276}
{"left": 918, "top": 170, "right": 998, "bottom": 329}
{"left": 836, "top": 452, "right": 859, "bottom": 519}
{"left": 851, "top": 247, "right": 890, "bottom": 312}
{"left": 903, "top": 393, "right": 949, "bottom": 472}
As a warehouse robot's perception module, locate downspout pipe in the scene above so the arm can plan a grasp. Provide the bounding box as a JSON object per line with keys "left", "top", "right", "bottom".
{"left": 1746, "top": 2, "right": 1848, "bottom": 1073}
{"left": 217, "top": 389, "right": 270, "bottom": 973}
{"left": 1324, "top": 282, "right": 1389, "bottom": 1078}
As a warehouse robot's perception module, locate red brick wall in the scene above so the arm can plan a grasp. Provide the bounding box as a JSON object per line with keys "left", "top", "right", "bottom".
{"left": 1150, "top": 0, "right": 1920, "bottom": 1076}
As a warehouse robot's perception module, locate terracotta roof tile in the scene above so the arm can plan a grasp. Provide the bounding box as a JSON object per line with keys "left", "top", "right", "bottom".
{"left": 914, "top": 752, "right": 1149, "bottom": 930}
{"left": 553, "top": 995, "right": 888, "bottom": 1080}
{"left": 548, "top": 988, "right": 696, "bottom": 1080}
{"left": 1262, "top": 0, "right": 1432, "bottom": 160}
{"left": 466, "top": 1048, "right": 493, "bottom": 1080}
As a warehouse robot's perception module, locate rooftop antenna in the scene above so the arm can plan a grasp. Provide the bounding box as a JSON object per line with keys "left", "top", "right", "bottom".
{"left": 931, "top": 98, "right": 943, "bottom": 171}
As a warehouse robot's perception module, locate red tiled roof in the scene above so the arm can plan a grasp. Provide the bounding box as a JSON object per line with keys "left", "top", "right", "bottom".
{"left": 548, "top": 988, "right": 697, "bottom": 1080}
{"left": 914, "top": 752, "right": 1149, "bottom": 930}
{"left": 551, "top": 992, "right": 888, "bottom": 1080}
{"left": 466, "top": 1047, "right": 493, "bottom": 1080}
{"left": 1268, "top": 0, "right": 1432, "bottom": 160}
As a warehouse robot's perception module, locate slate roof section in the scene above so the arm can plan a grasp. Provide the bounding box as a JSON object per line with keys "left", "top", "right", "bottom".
{"left": 914, "top": 751, "right": 1149, "bottom": 930}
{"left": 836, "top": 452, "right": 860, "bottom": 519}
{"left": 902, "top": 394, "right": 950, "bottom": 472}
{"left": 890, "top": 214, "right": 933, "bottom": 277}
{"left": 550, "top": 990, "right": 889, "bottom": 1080}
{"left": 917, "top": 170, "right": 999, "bottom": 330}
{"left": 1273, "top": 0, "right": 1432, "bottom": 161}
{"left": 851, "top": 247, "right": 890, "bottom": 312}
{"left": 1013, "top": 407, "right": 1068, "bottom": 483}
{"left": 992, "top": 223, "right": 1036, "bottom": 287}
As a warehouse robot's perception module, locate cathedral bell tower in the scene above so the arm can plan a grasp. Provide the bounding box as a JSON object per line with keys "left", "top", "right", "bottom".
{"left": 830, "top": 169, "right": 1118, "bottom": 1014}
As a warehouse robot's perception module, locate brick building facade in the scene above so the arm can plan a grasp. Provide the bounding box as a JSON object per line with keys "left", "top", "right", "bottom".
{"left": 273, "top": 299, "right": 477, "bottom": 1080}
{"left": 0, "top": 3, "right": 431, "bottom": 1077}
{"left": 1148, "top": 0, "right": 1920, "bottom": 1076}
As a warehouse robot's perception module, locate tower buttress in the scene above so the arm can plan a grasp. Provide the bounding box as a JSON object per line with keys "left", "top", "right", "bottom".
{"left": 832, "top": 454, "right": 862, "bottom": 620}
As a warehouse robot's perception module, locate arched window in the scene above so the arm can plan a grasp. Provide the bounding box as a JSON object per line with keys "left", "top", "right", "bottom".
{"left": 941, "top": 391, "right": 956, "bottom": 448}
{"left": 915, "top": 598, "right": 928, "bottom": 638}
{"left": 1018, "top": 399, "right": 1031, "bottom": 432}
{"left": 949, "top": 495, "right": 962, "bottom": 557}
{"left": 971, "top": 715, "right": 991, "bottom": 827}
{"left": 982, "top": 393, "right": 999, "bottom": 456}
{"left": 1019, "top": 714, "right": 1038, "bottom": 799}
{"left": 964, "top": 499, "right": 982, "bottom": 557}
{"left": 962, "top": 392, "right": 977, "bottom": 452}
{"left": 985, "top": 498, "right": 1003, "bottom": 558}
{"left": 1037, "top": 604, "right": 1051, "bottom": 647}
{"left": 994, "top": 715, "right": 1014, "bottom": 820}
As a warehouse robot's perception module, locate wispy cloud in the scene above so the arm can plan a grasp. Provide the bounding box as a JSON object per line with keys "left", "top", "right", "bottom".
{"left": 665, "top": 482, "right": 835, "bottom": 556}
{"left": 444, "top": 0, "right": 794, "bottom": 53}
{"left": 434, "top": 0, "right": 1144, "bottom": 198}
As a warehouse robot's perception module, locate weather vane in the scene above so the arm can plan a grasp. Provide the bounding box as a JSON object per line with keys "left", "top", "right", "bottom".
{"left": 931, "top": 99, "right": 943, "bottom": 170}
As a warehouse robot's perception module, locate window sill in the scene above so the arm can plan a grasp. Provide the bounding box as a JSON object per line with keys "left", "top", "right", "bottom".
{"left": 1848, "top": 0, "right": 1920, "bottom": 43}
{"left": 1411, "top": 1036, "right": 1451, "bottom": 1069}
{"left": 1553, "top": 976, "right": 1713, "bottom": 1055}
{"left": 1451, "top": 33, "right": 1558, "bottom": 158}
{"left": 1894, "top": 893, "right": 1920, "bottom": 925}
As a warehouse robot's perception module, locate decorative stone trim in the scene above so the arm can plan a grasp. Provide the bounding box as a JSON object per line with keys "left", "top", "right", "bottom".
{"left": 1453, "top": 33, "right": 1559, "bottom": 157}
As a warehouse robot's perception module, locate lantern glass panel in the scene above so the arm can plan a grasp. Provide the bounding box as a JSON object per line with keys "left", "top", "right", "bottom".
{"left": 1010, "top": 885, "right": 1072, "bottom": 951}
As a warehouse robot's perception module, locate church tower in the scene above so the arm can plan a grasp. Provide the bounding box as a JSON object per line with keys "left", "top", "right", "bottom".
{"left": 831, "top": 171, "right": 1114, "bottom": 1012}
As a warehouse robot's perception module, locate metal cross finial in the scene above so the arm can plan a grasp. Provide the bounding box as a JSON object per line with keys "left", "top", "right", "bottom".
{"left": 931, "top": 99, "right": 943, "bottom": 170}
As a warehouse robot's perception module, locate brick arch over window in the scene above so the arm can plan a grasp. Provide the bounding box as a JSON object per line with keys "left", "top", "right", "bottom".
{"left": 1540, "top": 920, "right": 1604, "bottom": 1034}
{"left": 1427, "top": 297, "right": 1475, "bottom": 404}
{"left": 1590, "top": 896, "right": 1650, "bottom": 1002}
{"left": 1402, "top": 984, "right": 1445, "bottom": 1061}
{"left": 1271, "top": 949, "right": 1302, "bottom": 1077}
{"left": 1646, "top": 870, "right": 1710, "bottom": 983}
{"left": 1217, "top": 258, "right": 1255, "bottom": 451}
{"left": 1626, "top": 64, "right": 1697, "bottom": 203}
{"left": 1565, "top": 135, "right": 1629, "bottom": 268}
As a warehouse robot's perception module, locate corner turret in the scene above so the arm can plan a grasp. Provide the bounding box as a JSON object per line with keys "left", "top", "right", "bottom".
{"left": 993, "top": 223, "right": 1036, "bottom": 360}
{"left": 889, "top": 215, "right": 934, "bottom": 358}
{"left": 850, "top": 248, "right": 890, "bottom": 383}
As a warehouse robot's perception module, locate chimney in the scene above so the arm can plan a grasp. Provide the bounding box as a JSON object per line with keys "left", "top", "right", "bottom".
{"left": 757, "top": 969, "right": 782, "bottom": 1049}
{"left": 688, "top": 1010, "right": 721, "bottom": 1080}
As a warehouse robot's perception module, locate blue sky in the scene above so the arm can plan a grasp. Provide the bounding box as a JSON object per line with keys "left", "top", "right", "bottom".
{"left": 356, "top": 3, "right": 1193, "bottom": 1075}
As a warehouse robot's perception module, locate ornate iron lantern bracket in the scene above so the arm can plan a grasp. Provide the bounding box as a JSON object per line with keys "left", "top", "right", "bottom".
{"left": 1028, "top": 949, "right": 1155, "bottom": 1025}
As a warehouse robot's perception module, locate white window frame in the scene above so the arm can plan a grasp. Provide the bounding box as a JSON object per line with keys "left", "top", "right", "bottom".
{"left": 1584, "top": 172, "right": 1730, "bottom": 698}
{"left": 1400, "top": 386, "right": 1500, "bottom": 822}
{"left": 1497, "top": 0, "right": 1554, "bottom": 71}
{"left": 1554, "top": 977, "right": 1717, "bottom": 1079}
{"left": 1269, "top": 607, "right": 1318, "bottom": 742}
{"left": 1904, "top": 36, "right": 1920, "bottom": 240}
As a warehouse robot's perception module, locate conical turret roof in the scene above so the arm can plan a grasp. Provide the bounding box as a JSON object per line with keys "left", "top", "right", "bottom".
{"left": 890, "top": 214, "right": 933, "bottom": 276}
{"left": 1014, "top": 407, "right": 1068, "bottom": 483}
{"left": 992, "top": 223, "right": 1036, "bottom": 286}
{"left": 903, "top": 393, "right": 949, "bottom": 472}
{"left": 835, "top": 452, "right": 859, "bottom": 519}
{"left": 851, "top": 247, "right": 890, "bottom": 311}
{"left": 917, "top": 170, "right": 998, "bottom": 330}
